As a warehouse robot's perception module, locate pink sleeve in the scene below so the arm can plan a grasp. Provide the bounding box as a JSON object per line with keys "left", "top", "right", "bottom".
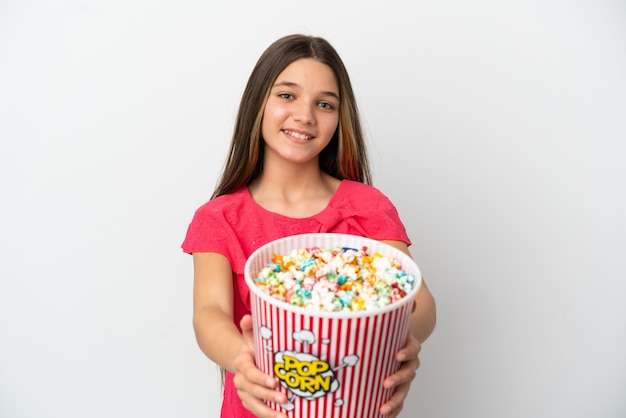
{"left": 181, "top": 197, "right": 249, "bottom": 276}
{"left": 181, "top": 201, "right": 234, "bottom": 255}
{"left": 331, "top": 181, "right": 412, "bottom": 246}
{"left": 181, "top": 199, "right": 254, "bottom": 320}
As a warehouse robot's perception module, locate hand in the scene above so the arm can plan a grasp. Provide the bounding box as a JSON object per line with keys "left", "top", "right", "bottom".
{"left": 379, "top": 334, "right": 421, "bottom": 417}
{"left": 232, "top": 315, "right": 288, "bottom": 418}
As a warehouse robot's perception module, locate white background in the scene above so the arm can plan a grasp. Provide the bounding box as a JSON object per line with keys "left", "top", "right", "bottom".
{"left": 1, "top": 1, "right": 625, "bottom": 417}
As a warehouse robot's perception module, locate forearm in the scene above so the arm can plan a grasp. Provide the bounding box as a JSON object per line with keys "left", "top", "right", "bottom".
{"left": 193, "top": 306, "right": 246, "bottom": 373}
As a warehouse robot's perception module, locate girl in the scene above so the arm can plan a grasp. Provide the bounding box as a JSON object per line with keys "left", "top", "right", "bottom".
{"left": 182, "top": 34, "right": 436, "bottom": 418}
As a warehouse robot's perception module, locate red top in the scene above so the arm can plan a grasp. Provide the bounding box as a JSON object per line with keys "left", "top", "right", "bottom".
{"left": 181, "top": 179, "right": 410, "bottom": 417}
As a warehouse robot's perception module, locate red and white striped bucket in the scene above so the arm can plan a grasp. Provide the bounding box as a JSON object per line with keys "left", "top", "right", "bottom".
{"left": 244, "top": 233, "right": 422, "bottom": 418}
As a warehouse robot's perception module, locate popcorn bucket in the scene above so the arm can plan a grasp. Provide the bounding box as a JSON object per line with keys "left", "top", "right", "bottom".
{"left": 244, "top": 233, "right": 422, "bottom": 418}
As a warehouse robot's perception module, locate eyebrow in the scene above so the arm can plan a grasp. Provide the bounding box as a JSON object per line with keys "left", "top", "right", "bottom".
{"left": 272, "top": 81, "right": 340, "bottom": 100}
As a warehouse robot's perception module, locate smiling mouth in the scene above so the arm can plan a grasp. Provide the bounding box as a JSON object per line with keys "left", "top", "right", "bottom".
{"left": 283, "top": 129, "right": 314, "bottom": 141}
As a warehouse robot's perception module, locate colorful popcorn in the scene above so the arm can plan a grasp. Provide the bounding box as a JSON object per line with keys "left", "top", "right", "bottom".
{"left": 252, "top": 246, "right": 416, "bottom": 312}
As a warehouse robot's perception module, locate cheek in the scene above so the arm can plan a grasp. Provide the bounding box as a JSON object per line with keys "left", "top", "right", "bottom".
{"left": 261, "top": 104, "right": 280, "bottom": 134}
{"left": 263, "top": 104, "right": 289, "bottom": 127}
{"left": 322, "top": 115, "right": 340, "bottom": 137}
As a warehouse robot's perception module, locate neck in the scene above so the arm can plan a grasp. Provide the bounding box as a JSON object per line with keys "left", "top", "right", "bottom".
{"left": 248, "top": 160, "right": 341, "bottom": 218}
{"left": 253, "top": 151, "right": 330, "bottom": 191}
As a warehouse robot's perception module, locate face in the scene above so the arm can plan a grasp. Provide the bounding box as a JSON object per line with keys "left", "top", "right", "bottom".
{"left": 261, "top": 58, "right": 340, "bottom": 168}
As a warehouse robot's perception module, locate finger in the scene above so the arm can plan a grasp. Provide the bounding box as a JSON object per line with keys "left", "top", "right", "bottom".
{"left": 235, "top": 377, "right": 287, "bottom": 407}
{"left": 233, "top": 370, "right": 288, "bottom": 413}
{"left": 380, "top": 378, "right": 414, "bottom": 417}
{"left": 380, "top": 392, "right": 406, "bottom": 416}
{"left": 238, "top": 389, "right": 288, "bottom": 418}
{"left": 384, "top": 338, "right": 420, "bottom": 389}
{"left": 396, "top": 335, "right": 420, "bottom": 362}
{"left": 233, "top": 353, "right": 277, "bottom": 390}
{"left": 383, "top": 357, "right": 418, "bottom": 389}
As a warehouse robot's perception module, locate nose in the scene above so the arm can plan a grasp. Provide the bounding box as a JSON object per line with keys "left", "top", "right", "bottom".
{"left": 292, "top": 101, "right": 316, "bottom": 125}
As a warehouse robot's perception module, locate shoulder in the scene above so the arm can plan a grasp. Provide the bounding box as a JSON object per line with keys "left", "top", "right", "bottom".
{"left": 329, "top": 180, "right": 402, "bottom": 218}
{"left": 326, "top": 180, "right": 410, "bottom": 244}
{"left": 338, "top": 179, "right": 379, "bottom": 192}
{"left": 193, "top": 187, "right": 248, "bottom": 217}
{"left": 182, "top": 187, "right": 252, "bottom": 255}
{"left": 336, "top": 180, "right": 393, "bottom": 203}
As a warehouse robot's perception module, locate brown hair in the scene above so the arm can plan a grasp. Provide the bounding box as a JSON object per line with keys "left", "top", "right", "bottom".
{"left": 211, "top": 34, "right": 371, "bottom": 199}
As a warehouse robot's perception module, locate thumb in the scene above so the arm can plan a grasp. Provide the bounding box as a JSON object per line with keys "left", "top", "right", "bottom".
{"left": 240, "top": 314, "right": 255, "bottom": 347}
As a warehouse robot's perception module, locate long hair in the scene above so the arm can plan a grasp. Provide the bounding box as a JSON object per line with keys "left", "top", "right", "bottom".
{"left": 211, "top": 34, "right": 371, "bottom": 199}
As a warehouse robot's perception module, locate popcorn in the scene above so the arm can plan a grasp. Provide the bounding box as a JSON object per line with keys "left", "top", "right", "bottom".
{"left": 252, "top": 246, "right": 416, "bottom": 312}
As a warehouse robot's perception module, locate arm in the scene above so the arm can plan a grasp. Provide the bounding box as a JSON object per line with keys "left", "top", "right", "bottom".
{"left": 192, "top": 252, "right": 239, "bottom": 370}
{"left": 192, "top": 252, "right": 287, "bottom": 418}
{"left": 378, "top": 240, "right": 437, "bottom": 417}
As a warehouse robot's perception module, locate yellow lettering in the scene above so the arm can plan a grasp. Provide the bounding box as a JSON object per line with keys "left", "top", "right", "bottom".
{"left": 274, "top": 354, "right": 334, "bottom": 395}
{"left": 283, "top": 355, "right": 299, "bottom": 370}
{"left": 311, "top": 360, "right": 330, "bottom": 374}
{"left": 274, "top": 363, "right": 288, "bottom": 379}
{"left": 298, "top": 375, "right": 316, "bottom": 392}
{"left": 316, "top": 373, "right": 332, "bottom": 392}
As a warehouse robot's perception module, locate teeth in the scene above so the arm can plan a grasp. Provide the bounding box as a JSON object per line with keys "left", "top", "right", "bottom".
{"left": 285, "top": 130, "right": 312, "bottom": 140}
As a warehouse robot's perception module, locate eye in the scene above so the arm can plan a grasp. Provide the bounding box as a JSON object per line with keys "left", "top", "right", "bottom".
{"left": 278, "top": 93, "right": 294, "bottom": 100}
{"left": 318, "top": 101, "right": 335, "bottom": 110}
